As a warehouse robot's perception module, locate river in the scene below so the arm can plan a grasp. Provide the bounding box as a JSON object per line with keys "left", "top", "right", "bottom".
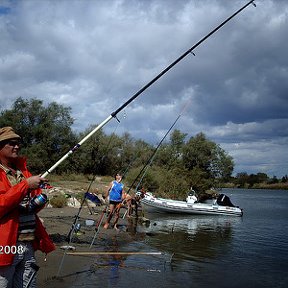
{"left": 64, "top": 188, "right": 288, "bottom": 288}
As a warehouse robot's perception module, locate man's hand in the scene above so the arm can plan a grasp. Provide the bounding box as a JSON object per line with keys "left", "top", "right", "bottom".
{"left": 26, "top": 175, "right": 48, "bottom": 189}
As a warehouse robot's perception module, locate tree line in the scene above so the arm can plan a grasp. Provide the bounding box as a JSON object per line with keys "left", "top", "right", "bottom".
{"left": 1, "top": 98, "right": 286, "bottom": 198}
{"left": 228, "top": 172, "right": 288, "bottom": 189}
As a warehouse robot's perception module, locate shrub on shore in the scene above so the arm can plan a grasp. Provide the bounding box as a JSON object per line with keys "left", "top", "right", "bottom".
{"left": 49, "top": 194, "right": 67, "bottom": 208}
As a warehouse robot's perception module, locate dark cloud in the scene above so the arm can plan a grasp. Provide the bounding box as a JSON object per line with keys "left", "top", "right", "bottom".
{"left": 0, "top": 0, "right": 287, "bottom": 177}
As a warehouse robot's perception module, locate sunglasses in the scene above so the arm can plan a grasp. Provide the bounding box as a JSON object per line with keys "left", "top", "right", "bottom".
{"left": 7, "top": 140, "right": 21, "bottom": 147}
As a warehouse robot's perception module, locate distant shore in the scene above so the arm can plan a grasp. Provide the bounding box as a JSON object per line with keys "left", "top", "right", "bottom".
{"left": 222, "top": 182, "right": 288, "bottom": 190}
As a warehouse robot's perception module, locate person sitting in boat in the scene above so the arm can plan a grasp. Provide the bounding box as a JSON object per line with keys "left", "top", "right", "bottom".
{"left": 186, "top": 189, "right": 198, "bottom": 204}
{"left": 103, "top": 173, "right": 125, "bottom": 230}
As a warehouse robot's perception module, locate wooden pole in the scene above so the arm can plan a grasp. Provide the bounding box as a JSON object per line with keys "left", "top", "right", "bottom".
{"left": 66, "top": 251, "right": 162, "bottom": 256}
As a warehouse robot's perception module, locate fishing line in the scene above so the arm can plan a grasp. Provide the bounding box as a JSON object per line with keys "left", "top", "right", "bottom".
{"left": 127, "top": 100, "right": 190, "bottom": 195}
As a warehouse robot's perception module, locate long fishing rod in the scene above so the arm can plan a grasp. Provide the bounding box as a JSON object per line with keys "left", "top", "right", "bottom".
{"left": 126, "top": 110, "right": 184, "bottom": 195}
{"left": 120, "top": 111, "right": 182, "bottom": 220}
{"left": 89, "top": 205, "right": 108, "bottom": 248}
{"left": 134, "top": 100, "right": 191, "bottom": 194}
{"left": 41, "top": 0, "right": 256, "bottom": 178}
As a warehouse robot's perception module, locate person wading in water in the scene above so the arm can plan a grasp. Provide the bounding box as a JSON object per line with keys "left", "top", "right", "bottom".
{"left": 103, "top": 173, "right": 125, "bottom": 230}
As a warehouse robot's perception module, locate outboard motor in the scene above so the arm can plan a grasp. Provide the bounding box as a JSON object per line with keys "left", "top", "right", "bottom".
{"left": 216, "top": 194, "right": 235, "bottom": 207}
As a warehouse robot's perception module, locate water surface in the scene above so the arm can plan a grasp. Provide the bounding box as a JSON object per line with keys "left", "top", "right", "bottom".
{"left": 62, "top": 189, "right": 288, "bottom": 288}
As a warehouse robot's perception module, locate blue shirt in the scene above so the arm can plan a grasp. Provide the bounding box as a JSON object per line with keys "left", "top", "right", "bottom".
{"left": 109, "top": 180, "right": 124, "bottom": 202}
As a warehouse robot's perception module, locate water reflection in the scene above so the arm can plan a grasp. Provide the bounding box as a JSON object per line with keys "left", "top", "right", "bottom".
{"left": 91, "top": 237, "right": 127, "bottom": 287}
{"left": 143, "top": 213, "right": 242, "bottom": 264}
{"left": 55, "top": 214, "right": 242, "bottom": 287}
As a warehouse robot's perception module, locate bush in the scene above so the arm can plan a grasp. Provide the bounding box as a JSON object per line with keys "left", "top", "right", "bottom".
{"left": 49, "top": 194, "right": 67, "bottom": 208}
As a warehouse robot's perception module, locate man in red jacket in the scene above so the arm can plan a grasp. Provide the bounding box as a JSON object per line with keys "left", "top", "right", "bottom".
{"left": 0, "top": 127, "right": 55, "bottom": 287}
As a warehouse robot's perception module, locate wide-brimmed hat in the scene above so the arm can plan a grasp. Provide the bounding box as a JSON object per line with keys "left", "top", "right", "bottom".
{"left": 0, "top": 127, "right": 21, "bottom": 143}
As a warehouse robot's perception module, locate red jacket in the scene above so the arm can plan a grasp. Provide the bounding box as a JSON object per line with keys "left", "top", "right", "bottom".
{"left": 0, "top": 157, "right": 55, "bottom": 266}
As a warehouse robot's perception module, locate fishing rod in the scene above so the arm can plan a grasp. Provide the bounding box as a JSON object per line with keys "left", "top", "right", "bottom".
{"left": 66, "top": 119, "right": 123, "bottom": 243}
{"left": 120, "top": 101, "right": 189, "bottom": 220}
{"left": 57, "top": 115, "right": 126, "bottom": 276}
{"left": 126, "top": 112, "right": 183, "bottom": 195}
{"left": 133, "top": 100, "right": 191, "bottom": 194}
{"left": 121, "top": 111, "right": 182, "bottom": 220}
{"left": 41, "top": 0, "right": 256, "bottom": 178}
{"left": 89, "top": 205, "right": 108, "bottom": 248}
{"left": 66, "top": 251, "right": 162, "bottom": 256}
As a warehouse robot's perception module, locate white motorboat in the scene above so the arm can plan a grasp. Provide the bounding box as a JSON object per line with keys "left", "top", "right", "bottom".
{"left": 141, "top": 191, "right": 243, "bottom": 217}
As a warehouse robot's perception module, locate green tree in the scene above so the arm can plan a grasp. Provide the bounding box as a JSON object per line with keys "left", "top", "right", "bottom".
{"left": 182, "top": 133, "right": 234, "bottom": 192}
{"left": 235, "top": 172, "right": 249, "bottom": 187}
{"left": 0, "top": 97, "right": 76, "bottom": 173}
{"left": 210, "top": 144, "right": 234, "bottom": 181}
{"left": 0, "top": 98, "right": 236, "bottom": 196}
{"left": 256, "top": 173, "right": 269, "bottom": 183}
{"left": 268, "top": 176, "right": 279, "bottom": 184}
{"left": 156, "top": 129, "right": 187, "bottom": 169}
{"left": 182, "top": 133, "right": 214, "bottom": 171}
{"left": 185, "top": 166, "right": 212, "bottom": 193}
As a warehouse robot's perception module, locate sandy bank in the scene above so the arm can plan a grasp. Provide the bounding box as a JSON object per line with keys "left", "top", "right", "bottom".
{"left": 35, "top": 205, "right": 149, "bottom": 287}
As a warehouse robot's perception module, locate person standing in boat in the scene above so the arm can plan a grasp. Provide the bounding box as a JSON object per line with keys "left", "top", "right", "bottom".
{"left": 103, "top": 173, "right": 125, "bottom": 230}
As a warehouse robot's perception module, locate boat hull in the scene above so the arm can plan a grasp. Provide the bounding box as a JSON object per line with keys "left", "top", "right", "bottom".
{"left": 141, "top": 195, "right": 243, "bottom": 217}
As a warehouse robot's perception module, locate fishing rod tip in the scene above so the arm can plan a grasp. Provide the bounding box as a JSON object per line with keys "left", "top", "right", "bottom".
{"left": 114, "top": 115, "right": 121, "bottom": 123}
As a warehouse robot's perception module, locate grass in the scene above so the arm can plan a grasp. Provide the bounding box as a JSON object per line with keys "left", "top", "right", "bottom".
{"left": 47, "top": 173, "right": 112, "bottom": 195}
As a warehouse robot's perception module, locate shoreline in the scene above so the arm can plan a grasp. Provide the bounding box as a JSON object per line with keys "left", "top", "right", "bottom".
{"left": 36, "top": 205, "right": 145, "bottom": 287}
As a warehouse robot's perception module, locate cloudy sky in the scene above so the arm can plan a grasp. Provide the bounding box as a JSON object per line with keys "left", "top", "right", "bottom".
{"left": 0, "top": 0, "right": 287, "bottom": 178}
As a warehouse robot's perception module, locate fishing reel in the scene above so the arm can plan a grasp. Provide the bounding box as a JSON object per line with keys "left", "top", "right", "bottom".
{"left": 19, "top": 193, "right": 48, "bottom": 213}
{"left": 28, "top": 193, "right": 48, "bottom": 212}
